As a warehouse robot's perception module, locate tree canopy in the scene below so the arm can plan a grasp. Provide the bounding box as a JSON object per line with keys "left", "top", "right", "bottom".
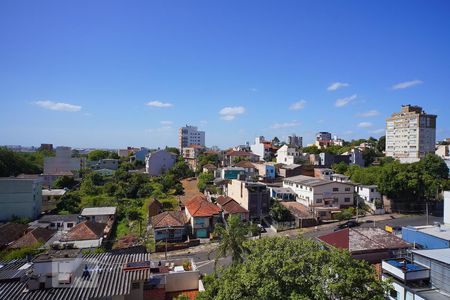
{"left": 198, "top": 237, "right": 389, "bottom": 300}
{"left": 87, "top": 150, "right": 119, "bottom": 161}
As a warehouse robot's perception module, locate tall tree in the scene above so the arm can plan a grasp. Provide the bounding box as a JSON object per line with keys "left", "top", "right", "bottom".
{"left": 198, "top": 237, "right": 389, "bottom": 300}
{"left": 212, "top": 214, "right": 249, "bottom": 266}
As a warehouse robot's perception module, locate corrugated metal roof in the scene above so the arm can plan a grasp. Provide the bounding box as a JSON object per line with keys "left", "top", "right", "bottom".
{"left": 412, "top": 248, "right": 450, "bottom": 265}
{"left": 80, "top": 207, "right": 117, "bottom": 216}
{"left": 0, "top": 252, "right": 151, "bottom": 300}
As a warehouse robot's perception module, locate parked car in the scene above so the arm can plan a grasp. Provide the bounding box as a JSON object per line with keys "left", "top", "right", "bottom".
{"left": 334, "top": 220, "right": 360, "bottom": 231}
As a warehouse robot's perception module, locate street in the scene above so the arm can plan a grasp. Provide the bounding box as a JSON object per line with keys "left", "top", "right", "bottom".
{"left": 151, "top": 213, "right": 443, "bottom": 275}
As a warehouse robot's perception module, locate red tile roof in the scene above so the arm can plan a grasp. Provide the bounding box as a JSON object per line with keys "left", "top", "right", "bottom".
{"left": 10, "top": 228, "right": 55, "bottom": 248}
{"left": 234, "top": 160, "right": 256, "bottom": 169}
{"left": 318, "top": 228, "right": 350, "bottom": 249}
{"left": 216, "top": 196, "right": 248, "bottom": 214}
{"left": 63, "top": 221, "right": 106, "bottom": 241}
{"left": 151, "top": 211, "right": 188, "bottom": 228}
{"left": 185, "top": 195, "right": 221, "bottom": 217}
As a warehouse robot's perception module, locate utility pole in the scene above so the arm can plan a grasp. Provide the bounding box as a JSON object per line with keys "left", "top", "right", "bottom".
{"left": 426, "top": 202, "right": 429, "bottom": 225}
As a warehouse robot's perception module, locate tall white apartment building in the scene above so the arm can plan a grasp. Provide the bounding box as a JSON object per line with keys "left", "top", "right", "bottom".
{"left": 178, "top": 125, "right": 205, "bottom": 149}
{"left": 386, "top": 105, "right": 437, "bottom": 163}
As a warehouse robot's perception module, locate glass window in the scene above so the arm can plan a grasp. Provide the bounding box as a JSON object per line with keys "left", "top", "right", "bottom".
{"left": 333, "top": 188, "right": 339, "bottom": 192}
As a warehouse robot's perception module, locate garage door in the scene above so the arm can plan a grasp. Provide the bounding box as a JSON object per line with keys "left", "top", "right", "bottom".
{"left": 196, "top": 228, "right": 208, "bottom": 238}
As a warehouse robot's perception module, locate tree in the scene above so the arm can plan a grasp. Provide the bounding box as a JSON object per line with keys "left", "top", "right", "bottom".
{"left": 0, "top": 147, "right": 42, "bottom": 176}
{"left": 87, "top": 150, "right": 118, "bottom": 161}
{"left": 52, "top": 175, "right": 77, "bottom": 189}
{"left": 335, "top": 207, "right": 355, "bottom": 221}
{"left": 212, "top": 214, "right": 249, "bottom": 266}
{"left": 272, "top": 137, "right": 280, "bottom": 146}
{"left": 332, "top": 161, "right": 348, "bottom": 174}
{"left": 362, "top": 148, "right": 377, "bottom": 166}
{"left": 269, "top": 200, "right": 293, "bottom": 222}
{"left": 165, "top": 147, "right": 180, "bottom": 156}
{"left": 198, "top": 237, "right": 389, "bottom": 300}
{"left": 376, "top": 135, "right": 386, "bottom": 153}
{"left": 198, "top": 172, "right": 214, "bottom": 192}
{"left": 301, "top": 145, "right": 320, "bottom": 154}
{"left": 56, "top": 191, "right": 81, "bottom": 213}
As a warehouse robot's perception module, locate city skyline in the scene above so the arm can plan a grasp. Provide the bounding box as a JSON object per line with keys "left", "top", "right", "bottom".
{"left": 1, "top": 1, "right": 450, "bottom": 148}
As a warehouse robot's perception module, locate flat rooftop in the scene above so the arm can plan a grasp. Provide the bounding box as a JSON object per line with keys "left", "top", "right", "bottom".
{"left": 412, "top": 248, "right": 450, "bottom": 265}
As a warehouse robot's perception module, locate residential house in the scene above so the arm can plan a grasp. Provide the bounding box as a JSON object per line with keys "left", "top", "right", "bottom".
{"left": 220, "top": 166, "right": 247, "bottom": 180}
{"left": 0, "top": 223, "right": 28, "bottom": 250}
{"left": 402, "top": 224, "right": 450, "bottom": 249}
{"left": 382, "top": 248, "right": 450, "bottom": 300}
{"left": 250, "top": 136, "right": 278, "bottom": 161}
{"left": 148, "top": 198, "right": 163, "bottom": 218}
{"left": 182, "top": 144, "right": 204, "bottom": 170}
{"left": 278, "top": 164, "right": 314, "bottom": 178}
{"left": 233, "top": 160, "right": 258, "bottom": 177}
{"left": 42, "top": 188, "right": 66, "bottom": 203}
{"left": 132, "top": 147, "right": 150, "bottom": 162}
{"left": 81, "top": 206, "right": 116, "bottom": 237}
{"left": 145, "top": 150, "right": 177, "bottom": 176}
{"left": 37, "top": 214, "right": 80, "bottom": 231}
{"left": 342, "top": 148, "right": 364, "bottom": 167}
{"left": 223, "top": 150, "right": 259, "bottom": 166}
{"left": 283, "top": 175, "right": 355, "bottom": 220}
{"left": 314, "top": 168, "right": 334, "bottom": 180}
{"left": 0, "top": 251, "right": 203, "bottom": 300}
{"left": 276, "top": 145, "right": 301, "bottom": 165}
{"left": 318, "top": 227, "right": 410, "bottom": 264}
{"left": 9, "top": 227, "right": 55, "bottom": 249}
{"left": 184, "top": 195, "right": 222, "bottom": 238}
{"left": 269, "top": 186, "right": 296, "bottom": 201}
{"left": 216, "top": 196, "right": 249, "bottom": 222}
{"left": 226, "top": 179, "right": 270, "bottom": 220}
{"left": 287, "top": 134, "right": 302, "bottom": 148}
{"left": 151, "top": 211, "right": 188, "bottom": 242}
{"left": 57, "top": 221, "right": 106, "bottom": 248}
{"left": 252, "top": 162, "right": 276, "bottom": 180}
{"left": 355, "top": 185, "right": 384, "bottom": 214}
{"left": 331, "top": 173, "right": 350, "bottom": 183}
{"left": 88, "top": 158, "right": 119, "bottom": 170}
{"left": 280, "top": 202, "right": 318, "bottom": 228}
{"left": 202, "top": 163, "right": 217, "bottom": 173}
{"left": 0, "top": 177, "right": 42, "bottom": 221}
{"left": 44, "top": 146, "right": 82, "bottom": 178}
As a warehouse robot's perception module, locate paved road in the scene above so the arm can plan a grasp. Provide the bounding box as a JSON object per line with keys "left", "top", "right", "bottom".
{"left": 152, "top": 214, "right": 443, "bottom": 275}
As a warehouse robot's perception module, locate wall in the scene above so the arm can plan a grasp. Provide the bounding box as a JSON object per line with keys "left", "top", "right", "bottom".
{"left": 44, "top": 147, "right": 81, "bottom": 174}
{"left": 0, "top": 178, "right": 42, "bottom": 221}
{"left": 402, "top": 227, "right": 450, "bottom": 249}
{"left": 165, "top": 271, "right": 200, "bottom": 292}
{"left": 445, "top": 191, "right": 450, "bottom": 225}
{"left": 145, "top": 151, "right": 176, "bottom": 176}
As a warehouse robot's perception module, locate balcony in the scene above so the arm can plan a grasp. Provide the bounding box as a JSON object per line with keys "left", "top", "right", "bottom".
{"left": 382, "top": 258, "right": 430, "bottom": 282}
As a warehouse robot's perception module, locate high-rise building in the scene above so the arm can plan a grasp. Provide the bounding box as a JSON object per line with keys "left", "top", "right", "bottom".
{"left": 316, "top": 132, "right": 332, "bottom": 141}
{"left": 287, "top": 134, "right": 303, "bottom": 148}
{"left": 386, "top": 105, "right": 437, "bottom": 163}
{"left": 178, "top": 125, "right": 205, "bottom": 149}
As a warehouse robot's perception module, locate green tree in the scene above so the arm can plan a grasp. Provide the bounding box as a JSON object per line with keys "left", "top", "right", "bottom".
{"left": 198, "top": 237, "right": 389, "bottom": 300}
{"left": 56, "top": 191, "right": 82, "bottom": 213}
{"left": 301, "top": 145, "right": 320, "bottom": 154}
{"left": 269, "top": 200, "right": 293, "bottom": 222}
{"left": 52, "top": 175, "right": 77, "bottom": 189}
{"left": 335, "top": 207, "right": 355, "bottom": 221}
{"left": 165, "top": 147, "right": 180, "bottom": 156}
{"left": 213, "top": 214, "right": 249, "bottom": 266}
{"left": 362, "top": 148, "right": 377, "bottom": 166}
{"left": 332, "top": 161, "right": 348, "bottom": 174}
{"left": 272, "top": 137, "right": 280, "bottom": 146}
{"left": 198, "top": 172, "right": 214, "bottom": 193}
{"left": 87, "top": 150, "right": 118, "bottom": 161}
{"left": 0, "top": 147, "right": 42, "bottom": 176}
{"left": 376, "top": 135, "right": 386, "bottom": 153}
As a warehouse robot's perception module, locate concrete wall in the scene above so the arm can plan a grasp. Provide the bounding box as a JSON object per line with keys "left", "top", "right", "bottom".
{"left": 444, "top": 191, "right": 450, "bottom": 225}
{"left": 44, "top": 147, "right": 82, "bottom": 174}
{"left": 145, "top": 150, "right": 176, "bottom": 176}
{"left": 0, "top": 178, "right": 42, "bottom": 221}
{"left": 165, "top": 271, "right": 200, "bottom": 292}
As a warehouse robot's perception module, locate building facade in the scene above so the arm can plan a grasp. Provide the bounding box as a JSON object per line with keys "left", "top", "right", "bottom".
{"left": 145, "top": 150, "right": 177, "bottom": 176}
{"left": 178, "top": 125, "right": 205, "bottom": 150}
{"left": 226, "top": 180, "right": 270, "bottom": 220}
{"left": 276, "top": 145, "right": 301, "bottom": 165}
{"left": 0, "top": 178, "right": 42, "bottom": 221}
{"left": 44, "top": 146, "right": 82, "bottom": 175}
{"left": 287, "top": 134, "right": 303, "bottom": 148}
{"left": 386, "top": 105, "right": 437, "bottom": 163}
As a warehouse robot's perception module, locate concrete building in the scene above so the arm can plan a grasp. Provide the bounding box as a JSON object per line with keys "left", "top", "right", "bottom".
{"left": 402, "top": 224, "right": 450, "bottom": 249}
{"left": 445, "top": 191, "right": 450, "bottom": 225}
{"left": 44, "top": 146, "right": 82, "bottom": 175}
{"left": 250, "top": 136, "right": 277, "bottom": 161}
{"left": 0, "top": 178, "right": 42, "bottom": 221}
{"left": 386, "top": 105, "right": 437, "bottom": 163}
{"left": 287, "top": 134, "right": 302, "bottom": 148}
{"left": 226, "top": 179, "right": 270, "bottom": 220}
{"left": 283, "top": 175, "right": 354, "bottom": 220}
{"left": 355, "top": 185, "right": 384, "bottom": 214}
{"left": 314, "top": 168, "right": 334, "bottom": 180}
{"left": 342, "top": 148, "right": 365, "bottom": 167}
{"left": 132, "top": 147, "right": 150, "bottom": 162}
{"left": 178, "top": 125, "right": 205, "bottom": 150}
{"left": 382, "top": 248, "right": 450, "bottom": 300}
{"left": 145, "top": 150, "right": 177, "bottom": 176}
{"left": 252, "top": 162, "right": 276, "bottom": 180}
{"left": 276, "top": 144, "right": 301, "bottom": 165}
{"left": 88, "top": 158, "right": 119, "bottom": 170}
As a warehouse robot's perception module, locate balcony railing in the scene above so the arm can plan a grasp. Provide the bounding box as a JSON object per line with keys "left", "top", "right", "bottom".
{"left": 382, "top": 258, "right": 430, "bottom": 282}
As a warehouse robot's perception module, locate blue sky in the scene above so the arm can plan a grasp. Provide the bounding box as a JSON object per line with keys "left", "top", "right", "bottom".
{"left": 1, "top": 0, "right": 449, "bottom": 149}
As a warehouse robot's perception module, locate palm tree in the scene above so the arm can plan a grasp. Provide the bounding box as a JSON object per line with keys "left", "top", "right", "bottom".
{"left": 213, "top": 214, "right": 249, "bottom": 267}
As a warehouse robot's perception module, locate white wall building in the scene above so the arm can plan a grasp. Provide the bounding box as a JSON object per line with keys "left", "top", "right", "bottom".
{"left": 276, "top": 145, "right": 300, "bottom": 165}
{"left": 145, "top": 150, "right": 177, "bottom": 176}
{"left": 355, "top": 185, "right": 384, "bottom": 214}
{"left": 44, "top": 146, "right": 82, "bottom": 175}
{"left": 0, "top": 178, "right": 42, "bottom": 221}
{"left": 386, "top": 105, "right": 437, "bottom": 163}
{"left": 283, "top": 175, "right": 354, "bottom": 220}
{"left": 178, "top": 125, "right": 205, "bottom": 149}
{"left": 445, "top": 191, "right": 450, "bottom": 225}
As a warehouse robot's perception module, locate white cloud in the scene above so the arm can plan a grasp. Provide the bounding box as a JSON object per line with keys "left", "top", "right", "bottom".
{"left": 356, "top": 110, "right": 380, "bottom": 117}
{"left": 160, "top": 120, "right": 173, "bottom": 125}
{"left": 145, "top": 101, "right": 173, "bottom": 108}
{"left": 271, "top": 121, "right": 300, "bottom": 129}
{"left": 335, "top": 94, "right": 357, "bottom": 107}
{"left": 370, "top": 128, "right": 385, "bottom": 134}
{"left": 391, "top": 80, "right": 423, "bottom": 90}
{"left": 289, "top": 100, "right": 307, "bottom": 110}
{"left": 34, "top": 100, "right": 81, "bottom": 112}
{"left": 327, "top": 82, "right": 349, "bottom": 91}
{"left": 219, "top": 106, "right": 245, "bottom": 121}
{"left": 357, "top": 122, "right": 373, "bottom": 128}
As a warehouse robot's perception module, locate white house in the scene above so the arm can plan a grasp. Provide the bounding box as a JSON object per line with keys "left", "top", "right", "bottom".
{"left": 0, "top": 177, "right": 42, "bottom": 221}
{"left": 355, "top": 185, "right": 384, "bottom": 214}
{"left": 56, "top": 221, "right": 106, "bottom": 249}
{"left": 283, "top": 175, "right": 354, "bottom": 220}
{"left": 276, "top": 145, "right": 300, "bottom": 165}
{"left": 145, "top": 150, "right": 177, "bottom": 176}
{"left": 38, "top": 214, "right": 80, "bottom": 231}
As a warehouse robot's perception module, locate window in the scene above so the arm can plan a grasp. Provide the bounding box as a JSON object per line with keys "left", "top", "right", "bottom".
{"left": 345, "top": 187, "right": 350, "bottom": 192}
{"left": 344, "top": 198, "right": 351, "bottom": 202}
{"left": 319, "top": 211, "right": 327, "bottom": 217}
{"left": 389, "top": 289, "right": 398, "bottom": 299}
{"left": 67, "top": 223, "right": 73, "bottom": 228}
{"left": 316, "top": 198, "right": 322, "bottom": 204}
{"left": 131, "top": 282, "right": 140, "bottom": 290}
{"left": 332, "top": 188, "right": 339, "bottom": 192}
